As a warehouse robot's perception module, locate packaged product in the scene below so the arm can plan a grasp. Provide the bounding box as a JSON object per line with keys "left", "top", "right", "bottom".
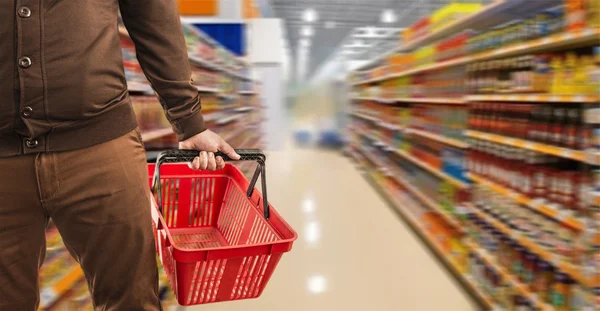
{"left": 563, "top": 53, "right": 579, "bottom": 95}
{"left": 557, "top": 226, "right": 576, "bottom": 262}
{"left": 589, "top": 0, "right": 600, "bottom": 27}
{"left": 550, "top": 272, "right": 571, "bottom": 310}
{"left": 569, "top": 282, "right": 586, "bottom": 310}
{"left": 522, "top": 252, "right": 537, "bottom": 287}
{"left": 533, "top": 260, "right": 554, "bottom": 301}
{"left": 577, "top": 55, "right": 595, "bottom": 95}
{"left": 512, "top": 244, "right": 525, "bottom": 278}
{"left": 592, "top": 47, "right": 600, "bottom": 95}
{"left": 565, "top": 0, "right": 586, "bottom": 31}
{"left": 551, "top": 56, "right": 566, "bottom": 94}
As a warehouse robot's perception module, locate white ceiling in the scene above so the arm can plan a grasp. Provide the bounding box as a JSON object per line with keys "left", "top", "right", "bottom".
{"left": 270, "top": 0, "right": 473, "bottom": 80}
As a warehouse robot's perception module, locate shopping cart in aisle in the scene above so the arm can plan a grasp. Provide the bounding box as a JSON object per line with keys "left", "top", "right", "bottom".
{"left": 148, "top": 149, "right": 297, "bottom": 306}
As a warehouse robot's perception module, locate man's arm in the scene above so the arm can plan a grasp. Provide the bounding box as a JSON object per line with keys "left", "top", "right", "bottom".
{"left": 119, "top": 0, "right": 239, "bottom": 169}
{"left": 119, "top": 0, "right": 205, "bottom": 141}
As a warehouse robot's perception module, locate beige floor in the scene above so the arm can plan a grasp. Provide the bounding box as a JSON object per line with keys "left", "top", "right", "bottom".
{"left": 187, "top": 145, "right": 478, "bottom": 311}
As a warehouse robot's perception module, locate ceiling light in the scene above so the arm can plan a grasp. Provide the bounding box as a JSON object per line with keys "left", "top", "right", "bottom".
{"left": 299, "top": 38, "right": 311, "bottom": 48}
{"left": 303, "top": 8, "right": 318, "bottom": 23}
{"left": 381, "top": 9, "right": 397, "bottom": 23}
{"left": 324, "top": 21, "right": 336, "bottom": 29}
{"left": 353, "top": 40, "right": 363, "bottom": 46}
{"left": 301, "top": 26, "right": 314, "bottom": 37}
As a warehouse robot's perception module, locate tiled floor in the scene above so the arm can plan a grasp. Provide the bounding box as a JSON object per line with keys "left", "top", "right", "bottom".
{"left": 186, "top": 145, "right": 477, "bottom": 311}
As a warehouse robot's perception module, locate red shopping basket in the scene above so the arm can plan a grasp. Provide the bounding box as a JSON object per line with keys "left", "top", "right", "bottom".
{"left": 148, "top": 149, "right": 297, "bottom": 306}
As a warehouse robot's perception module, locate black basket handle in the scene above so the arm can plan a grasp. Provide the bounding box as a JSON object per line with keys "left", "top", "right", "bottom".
{"left": 151, "top": 149, "right": 270, "bottom": 220}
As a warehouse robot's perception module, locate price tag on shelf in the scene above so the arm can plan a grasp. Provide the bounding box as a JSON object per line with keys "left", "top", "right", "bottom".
{"left": 561, "top": 149, "right": 573, "bottom": 158}
{"left": 574, "top": 95, "right": 584, "bottom": 102}
{"left": 562, "top": 32, "right": 575, "bottom": 40}
{"left": 508, "top": 95, "right": 516, "bottom": 101}
{"left": 542, "top": 37, "right": 552, "bottom": 44}
{"left": 550, "top": 95, "right": 559, "bottom": 102}
{"left": 556, "top": 209, "right": 568, "bottom": 221}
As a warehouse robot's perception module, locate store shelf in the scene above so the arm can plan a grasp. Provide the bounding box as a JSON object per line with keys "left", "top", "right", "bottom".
{"left": 196, "top": 85, "right": 220, "bottom": 93}
{"left": 468, "top": 173, "right": 585, "bottom": 231}
{"left": 352, "top": 28, "right": 600, "bottom": 86}
{"left": 399, "top": 1, "right": 510, "bottom": 52}
{"left": 238, "top": 90, "right": 257, "bottom": 95}
{"left": 188, "top": 55, "right": 221, "bottom": 72}
{"left": 466, "top": 240, "right": 552, "bottom": 311}
{"left": 216, "top": 113, "right": 244, "bottom": 125}
{"left": 217, "top": 93, "right": 238, "bottom": 100}
{"left": 234, "top": 106, "right": 255, "bottom": 112}
{"left": 361, "top": 170, "right": 496, "bottom": 310}
{"left": 350, "top": 111, "right": 379, "bottom": 122}
{"left": 127, "top": 81, "right": 153, "bottom": 94}
{"left": 39, "top": 267, "right": 85, "bottom": 309}
{"left": 465, "top": 94, "right": 600, "bottom": 103}
{"left": 392, "top": 97, "right": 467, "bottom": 105}
{"left": 406, "top": 128, "right": 469, "bottom": 149}
{"left": 351, "top": 96, "right": 396, "bottom": 103}
{"left": 222, "top": 127, "right": 250, "bottom": 142}
{"left": 384, "top": 145, "right": 470, "bottom": 189}
{"left": 377, "top": 121, "right": 404, "bottom": 131}
{"left": 469, "top": 206, "right": 598, "bottom": 289}
{"left": 466, "top": 130, "right": 590, "bottom": 164}
{"left": 141, "top": 128, "right": 174, "bottom": 141}
{"left": 471, "top": 27, "right": 600, "bottom": 62}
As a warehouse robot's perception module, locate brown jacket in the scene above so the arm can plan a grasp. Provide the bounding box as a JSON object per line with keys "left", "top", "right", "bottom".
{"left": 1, "top": 0, "right": 206, "bottom": 157}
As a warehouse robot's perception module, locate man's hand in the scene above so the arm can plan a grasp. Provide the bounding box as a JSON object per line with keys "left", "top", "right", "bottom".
{"left": 179, "top": 130, "right": 241, "bottom": 171}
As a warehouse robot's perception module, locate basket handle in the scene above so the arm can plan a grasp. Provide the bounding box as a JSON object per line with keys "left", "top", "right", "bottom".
{"left": 151, "top": 149, "right": 270, "bottom": 220}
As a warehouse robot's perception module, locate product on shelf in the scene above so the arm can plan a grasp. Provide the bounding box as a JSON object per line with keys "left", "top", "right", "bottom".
{"left": 469, "top": 102, "right": 593, "bottom": 151}
{"left": 349, "top": 1, "right": 600, "bottom": 309}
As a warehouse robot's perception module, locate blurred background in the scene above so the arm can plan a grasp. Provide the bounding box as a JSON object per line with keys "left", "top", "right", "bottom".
{"left": 40, "top": 0, "right": 600, "bottom": 310}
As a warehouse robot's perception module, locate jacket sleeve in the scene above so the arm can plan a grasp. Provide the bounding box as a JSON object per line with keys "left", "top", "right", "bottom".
{"left": 119, "top": 0, "right": 206, "bottom": 141}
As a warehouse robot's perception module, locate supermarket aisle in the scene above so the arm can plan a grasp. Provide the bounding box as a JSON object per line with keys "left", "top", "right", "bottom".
{"left": 189, "top": 144, "right": 478, "bottom": 311}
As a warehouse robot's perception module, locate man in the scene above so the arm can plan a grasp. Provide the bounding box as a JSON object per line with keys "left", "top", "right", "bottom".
{"left": 0, "top": 1, "right": 239, "bottom": 309}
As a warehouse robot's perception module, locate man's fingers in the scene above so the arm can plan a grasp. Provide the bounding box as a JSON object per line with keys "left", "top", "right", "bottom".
{"left": 199, "top": 151, "right": 208, "bottom": 170}
{"left": 216, "top": 156, "right": 225, "bottom": 170}
{"left": 188, "top": 156, "right": 200, "bottom": 170}
{"left": 219, "top": 140, "right": 240, "bottom": 160}
{"left": 207, "top": 152, "right": 217, "bottom": 171}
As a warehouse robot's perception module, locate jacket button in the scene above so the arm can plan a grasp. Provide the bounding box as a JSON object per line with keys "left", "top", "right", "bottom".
{"left": 18, "top": 6, "right": 31, "bottom": 18}
{"left": 19, "top": 56, "right": 32, "bottom": 69}
{"left": 21, "top": 106, "right": 34, "bottom": 118}
{"left": 26, "top": 139, "right": 39, "bottom": 149}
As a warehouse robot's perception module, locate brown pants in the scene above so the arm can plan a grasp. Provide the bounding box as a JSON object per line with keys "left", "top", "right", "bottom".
{"left": 0, "top": 130, "right": 161, "bottom": 310}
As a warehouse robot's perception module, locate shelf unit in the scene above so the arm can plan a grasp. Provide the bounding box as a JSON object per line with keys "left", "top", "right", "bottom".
{"left": 466, "top": 130, "right": 591, "bottom": 164}
{"left": 406, "top": 128, "right": 469, "bottom": 149}
{"left": 352, "top": 28, "right": 600, "bottom": 86}
{"left": 348, "top": 0, "right": 600, "bottom": 308}
{"left": 465, "top": 241, "right": 553, "bottom": 311}
{"left": 469, "top": 173, "right": 585, "bottom": 231}
{"left": 465, "top": 94, "right": 600, "bottom": 103}
{"left": 469, "top": 206, "right": 598, "bottom": 289}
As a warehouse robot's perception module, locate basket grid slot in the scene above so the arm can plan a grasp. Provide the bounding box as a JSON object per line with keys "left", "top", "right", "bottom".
{"left": 186, "top": 259, "right": 228, "bottom": 304}
{"left": 158, "top": 178, "right": 179, "bottom": 227}
{"left": 230, "top": 254, "right": 271, "bottom": 300}
{"left": 218, "top": 185, "right": 251, "bottom": 245}
{"left": 190, "top": 178, "right": 216, "bottom": 227}
{"left": 171, "top": 231, "right": 223, "bottom": 249}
